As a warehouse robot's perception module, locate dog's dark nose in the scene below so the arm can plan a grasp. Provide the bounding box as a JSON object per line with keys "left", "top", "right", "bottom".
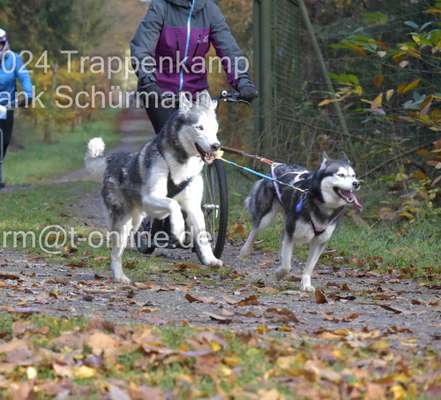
{"left": 353, "top": 181, "right": 360, "bottom": 190}
{"left": 211, "top": 143, "right": 221, "bottom": 152}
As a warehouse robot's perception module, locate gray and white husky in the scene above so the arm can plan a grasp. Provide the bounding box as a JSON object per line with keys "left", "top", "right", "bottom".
{"left": 85, "top": 91, "right": 223, "bottom": 283}
{"left": 240, "top": 156, "right": 362, "bottom": 292}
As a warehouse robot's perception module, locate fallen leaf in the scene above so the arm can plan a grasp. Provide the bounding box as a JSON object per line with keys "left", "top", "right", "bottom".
{"left": 257, "top": 388, "right": 282, "bottom": 400}
{"left": 369, "top": 340, "right": 390, "bottom": 353}
{"left": 0, "top": 340, "right": 34, "bottom": 365}
{"left": 128, "top": 384, "right": 163, "bottom": 400}
{"left": 86, "top": 331, "right": 119, "bottom": 356}
{"left": 74, "top": 365, "right": 96, "bottom": 379}
{"left": 9, "top": 382, "right": 32, "bottom": 400}
{"left": 373, "top": 74, "right": 384, "bottom": 88}
{"left": 365, "top": 383, "right": 386, "bottom": 400}
{"left": 184, "top": 293, "right": 216, "bottom": 304}
{"left": 378, "top": 304, "right": 403, "bottom": 314}
{"left": 264, "top": 308, "right": 299, "bottom": 323}
{"left": 204, "top": 312, "right": 232, "bottom": 324}
{"left": 342, "top": 313, "right": 360, "bottom": 322}
{"left": 0, "top": 272, "right": 20, "bottom": 280}
{"left": 53, "top": 363, "right": 73, "bottom": 379}
{"left": 315, "top": 289, "right": 328, "bottom": 304}
{"left": 398, "top": 79, "right": 421, "bottom": 95}
{"left": 235, "top": 295, "right": 259, "bottom": 307}
{"left": 108, "top": 385, "right": 131, "bottom": 400}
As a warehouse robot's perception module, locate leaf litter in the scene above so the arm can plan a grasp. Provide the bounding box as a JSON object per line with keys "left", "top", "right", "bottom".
{"left": 0, "top": 245, "right": 440, "bottom": 398}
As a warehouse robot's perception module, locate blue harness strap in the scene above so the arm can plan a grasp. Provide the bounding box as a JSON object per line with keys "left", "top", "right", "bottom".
{"left": 296, "top": 194, "right": 306, "bottom": 214}
{"left": 219, "top": 158, "right": 308, "bottom": 199}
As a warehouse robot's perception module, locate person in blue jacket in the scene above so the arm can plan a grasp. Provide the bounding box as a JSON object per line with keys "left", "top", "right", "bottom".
{"left": 0, "top": 28, "right": 33, "bottom": 189}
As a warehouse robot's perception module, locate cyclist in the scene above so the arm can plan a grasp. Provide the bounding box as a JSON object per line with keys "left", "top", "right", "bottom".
{"left": 131, "top": 0, "right": 256, "bottom": 253}
{"left": 131, "top": 0, "right": 257, "bottom": 133}
{"left": 0, "top": 28, "right": 33, "bottom": 189}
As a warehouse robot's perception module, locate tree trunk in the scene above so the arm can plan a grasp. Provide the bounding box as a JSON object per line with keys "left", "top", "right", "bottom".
{"left": 44, "top": 63, "right": 58, "bottom": 144}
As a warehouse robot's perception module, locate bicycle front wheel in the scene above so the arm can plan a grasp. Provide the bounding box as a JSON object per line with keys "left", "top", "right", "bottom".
{"left": 202, "top": 159, "right": 228, "bottom": 258}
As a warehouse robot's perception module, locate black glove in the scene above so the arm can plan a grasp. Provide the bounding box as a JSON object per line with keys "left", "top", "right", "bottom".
{"left": 238, "top": 81, "right": 258, "bottom": 102}
{"left": 16, "top": 97, "right": 32, "bottom": 108}
{"left": 138, "top": 80, "right": 162, "bottom": 97}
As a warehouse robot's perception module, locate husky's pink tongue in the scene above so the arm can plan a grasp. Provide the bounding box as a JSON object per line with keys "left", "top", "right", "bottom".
{"left": 349, "top": 192, "right": 363, "bottom": 210}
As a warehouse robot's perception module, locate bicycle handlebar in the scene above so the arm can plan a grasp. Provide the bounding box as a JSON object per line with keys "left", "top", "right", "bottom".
{"left": 214, "top": 90, "right": 250, "bottom": 105}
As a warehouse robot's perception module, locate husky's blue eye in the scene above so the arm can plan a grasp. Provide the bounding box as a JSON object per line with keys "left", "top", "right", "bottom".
{"left": 338, "top": 173, "right": 346, "bottom": 178}
{"left": 195, "top": 125, "right": 204, "bottom": 131}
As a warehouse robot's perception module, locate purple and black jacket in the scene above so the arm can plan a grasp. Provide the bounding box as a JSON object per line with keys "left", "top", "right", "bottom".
{"left": 130, "top": 0, "right": 251, "bottom": 95}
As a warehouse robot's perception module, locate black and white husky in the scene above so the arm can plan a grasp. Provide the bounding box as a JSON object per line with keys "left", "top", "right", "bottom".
{"left": 240, "top": 156, "right": 362, "bottom": 292}
{"left": 85, "top": 91, "right": 223, "bottom": 283}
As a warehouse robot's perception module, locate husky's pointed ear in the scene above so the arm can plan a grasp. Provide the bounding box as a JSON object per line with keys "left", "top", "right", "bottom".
{"left": 198, "top": 90, "right": 217, "bottom": 110}
{"left": 210, "top": 99, "right": 218, "bottom": 111}
{"left": 340, "top": 151, "right": 351, "bottom": 164}
{"left": 179, "top": 92, "right": 193, "bottom": 115}
{"left": 320, "top": 152, "right": 330, "bottom": 169}
{"left": 198, "top": 90, "right": 211, "bottom": 107}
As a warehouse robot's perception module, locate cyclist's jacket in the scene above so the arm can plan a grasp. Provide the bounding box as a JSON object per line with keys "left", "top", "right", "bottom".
{"left": 0, "top": 51, "right": 33, "bottom": 107}
{"left": 131, "top": 0, "right": 252, "bottom": 94}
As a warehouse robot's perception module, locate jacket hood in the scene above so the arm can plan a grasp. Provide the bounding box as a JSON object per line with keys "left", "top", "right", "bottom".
{"left": 164, "top": 0, "right": 208, "bottom": 13}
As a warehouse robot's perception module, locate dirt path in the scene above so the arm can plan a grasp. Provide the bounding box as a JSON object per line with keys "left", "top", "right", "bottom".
{"left": 1, "top": 245, "right": 440, "bottom": 351}
{"left": 0, "top": 108, "right": 440, "bottom": 354}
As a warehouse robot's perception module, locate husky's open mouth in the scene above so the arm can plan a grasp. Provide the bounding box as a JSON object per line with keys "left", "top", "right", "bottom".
{"left": 334, "top": 188, "right": 363, "bottom": 210}
{"left": 195, "top": 143, "right": 216, "bottom": 164}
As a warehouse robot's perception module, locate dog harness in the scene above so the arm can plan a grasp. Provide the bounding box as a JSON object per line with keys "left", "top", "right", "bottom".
{"left": 271, "top": 163, "right": 309, "bottom": 206}
{"left": 167, "top": 175, "right": 193, "bottom": 198}
{"left": 271, "top": 163, "right": 346, "bottom": 236}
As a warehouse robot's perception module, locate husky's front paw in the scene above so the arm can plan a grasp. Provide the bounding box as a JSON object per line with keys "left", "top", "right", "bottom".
{"left": 171, "top": 223, "right": 186, "bottom": 246}
{"left": 275, "top": 266, "right": 290, "bottom": 281}
{"left": 201, "top": 255, "right": 223, "bottom": 267}
{"left": 113, "top": 274, "right": 132, "bottom": 284}
{"left": 208, "top": 258, "right": 223, "bottom": 267}
{"left": 300, "top": 276, "right": 315, "bottom": 292}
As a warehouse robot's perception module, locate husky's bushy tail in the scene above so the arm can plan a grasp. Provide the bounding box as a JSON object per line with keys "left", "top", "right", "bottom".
{"left": 85, "top": 137, "right": 107, "bottom": 180}
{"left": 244, "top": 179, "right": 263, "bottom": 214}
{"left": 244, "top": 179, "right": 277, "bottom": 225}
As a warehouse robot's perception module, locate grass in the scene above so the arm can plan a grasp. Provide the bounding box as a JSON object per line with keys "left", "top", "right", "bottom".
{"left": 0, "top": 181, "right": 172, "bottom": 279}
{"left": 3, "top": 110, "right": 119, "bottom": 185}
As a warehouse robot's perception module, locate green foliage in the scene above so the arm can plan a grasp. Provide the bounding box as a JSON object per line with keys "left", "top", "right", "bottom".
{"left": 0, "top": 1, "right": 116, "bottom": 141}
{"left": 361, "top": 11, "right": 389, "bottom": 26}
{"left": 4, "top": 111, "right": 118, "bottom": 185}
{"left": 0, "top": 0, "right": 109, "bottom": 56}
{"left": 320, "top": 1, "right": 441, "bottom": 206}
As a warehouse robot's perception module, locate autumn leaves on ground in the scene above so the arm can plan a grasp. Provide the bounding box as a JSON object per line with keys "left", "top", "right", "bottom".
{"left": 0, "top": 310, "right": 440, "bottom": 400}
{"left": 0, "top": 173, "right": 440, "bottom": 399}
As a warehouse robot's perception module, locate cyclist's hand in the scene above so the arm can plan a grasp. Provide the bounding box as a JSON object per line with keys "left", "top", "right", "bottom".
{"left": 238, "top": 81, "right": 258, "bottom": 102}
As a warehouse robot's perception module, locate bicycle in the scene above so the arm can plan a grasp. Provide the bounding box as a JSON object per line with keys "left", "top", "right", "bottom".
{"left": 136, "top": 90, "right": 249, "bottom": 258}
